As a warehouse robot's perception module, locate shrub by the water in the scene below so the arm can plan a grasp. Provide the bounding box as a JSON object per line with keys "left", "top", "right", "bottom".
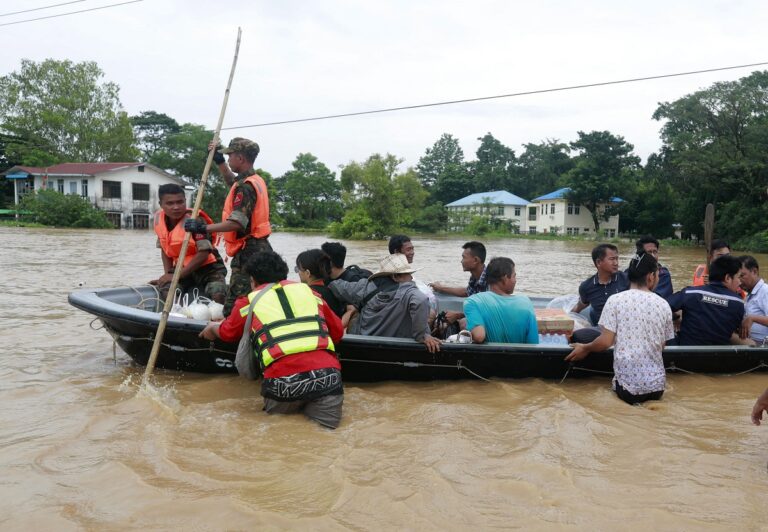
{"left": 20, "top": 190, "right": 113, "bottom": 228}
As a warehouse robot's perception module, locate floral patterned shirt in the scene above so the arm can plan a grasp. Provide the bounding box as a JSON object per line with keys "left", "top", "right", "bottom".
{"left": 599, "top": 289, "right": 675, "bottom": 395}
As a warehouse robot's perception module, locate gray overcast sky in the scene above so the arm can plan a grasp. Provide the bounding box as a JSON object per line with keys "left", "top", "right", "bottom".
{"left": 2, "top": 0, "right": 767, "bottom": 176}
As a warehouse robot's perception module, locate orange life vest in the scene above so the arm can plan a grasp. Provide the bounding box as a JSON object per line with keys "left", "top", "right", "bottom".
{"left": 693, "top": 264, "right": 707, "bottom": 286}
{"left": 693, "top": 263, "right": 747, "bottom": 299}
{"left": 221, "top": 173, "right": 271, "bottom": 257}
{"left": 154, "top": 209, "right": 218, "bottom": 269}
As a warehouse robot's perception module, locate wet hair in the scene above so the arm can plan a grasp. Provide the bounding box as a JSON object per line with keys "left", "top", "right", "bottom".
{"left": 321, "top": 242, "right": 347, "bottom": 269}
{"left": 296, "top": 249, "right": 332, "bottom": 281}
{"left": 591, "top": 243, "right": 618, "bottom": 266}
{"left": 485, "top": 257, "right": 515, "bottom": 285}
{"left": 158, "top": 183, "right": 185, "bottom": 200}
{"left": 245, "top": 251, "right": 289, "bottom": 284}
{"left": 463, "top": 241, "right": 487, "bottom": 263}
{"left": 635, "top": 235, "right": 659, "bottom": 254}
{"left": 709, "top": 255, "right": 742, "bottom": 282}
{"left": 627, "top": 253, "right": 658, "bottom": 285}
{"left": 388, "top": 234, "right": 411, "bottom": 254}
{"left": 739, "top": 255, "right": 759, "bottom": 272}
{"left": 710, "top": 239, "right": 730, "bottom": 254}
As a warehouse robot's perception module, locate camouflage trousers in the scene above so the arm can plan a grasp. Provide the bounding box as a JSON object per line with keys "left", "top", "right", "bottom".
{"left": 223, "top": 237, "right": 273, "bottom": 317}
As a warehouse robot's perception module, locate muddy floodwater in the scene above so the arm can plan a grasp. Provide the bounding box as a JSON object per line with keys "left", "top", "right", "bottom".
{"left": 2, "top": 226, "right": 768, "bottom": 530}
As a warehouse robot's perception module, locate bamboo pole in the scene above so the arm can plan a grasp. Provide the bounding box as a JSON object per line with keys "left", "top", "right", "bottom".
{"left": 142, "top": 27, "right": 242, "bottom": 385}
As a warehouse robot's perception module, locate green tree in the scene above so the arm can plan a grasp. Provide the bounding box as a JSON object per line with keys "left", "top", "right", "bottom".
{"left": 470, "top": 133, "right": 517, "bottom": 192}
{"left": 618, "top": 153, "right": 677, "bottom": 238}
{"left": 0, "top": 59, "right": 138, "bottom": 164}
{"left": 20, "top": 189, "right": 112, "bottom": 228}
{"left": 331, "top": 154, "right": 429, "bottom": 239}
{"left": 565, "top": 130, "right": 640, "bottom": 233}
{"left": 275, "top": 153, "right": 341, "bottom": 228}
{"left": 652, "top": 70, "right": 768, "bottom": 242}
{"left": 516, "top": 139, "right": 573, "bottom": 199}
{"left": 416, "top": 133, "right": 465, "bottom": 188}
{"left": 131, "top": 111, "right": 181, "bottom": 160}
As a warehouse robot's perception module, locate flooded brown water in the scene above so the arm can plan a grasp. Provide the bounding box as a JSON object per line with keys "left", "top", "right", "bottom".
{"left": 2, "top": 226, "right": 768, "bottom": 530}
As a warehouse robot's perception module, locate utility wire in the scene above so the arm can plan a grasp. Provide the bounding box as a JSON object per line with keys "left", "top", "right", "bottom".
{"left": 0, "top": 0, "right": 86, "bottom": 17}
{"left": 221, "top": 61, "right": 768, "bottom": 130}
{"left": 0, "top": 0, "right": 142, "bottom": 27}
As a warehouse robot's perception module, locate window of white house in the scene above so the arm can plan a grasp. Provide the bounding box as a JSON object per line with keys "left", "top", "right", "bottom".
{"left": 528, "top": 207, "right": 537, "bottom": 221}
{"left": 132, "top": 183, "right": 150, "bottom": 201}
{"left": 69, "top": 181, "right": 77, "bottom": 194}
{"left": 103, "top": 181, "right": 122, "bottom": 198}
{"left": 545, "top": 204, "right": 549, "bottom": 215}
{"left": 575, "top": 205, "right": 580, "bottom": 215}
{"left": 550, "top": 203, "right": 556, "bottom": 214}
{"left": 514, "top": 207, "right": 521, "bottom": 216}
{"left": 566, "top": 227, "right": 573, "bottom": 235}
{"left": 57, "top": 179, "right": 64, "bottom": 193}
{"left": 81, "top": 179, "right": 88, "bottom": 197}
{"left": 528, "top": 226, "right": 537, "bottom": 234}
{"left": 567, "top": 203, "right": 574, "bottom": 214}
{"left": 46, "top": 180, "right": 54, "bottom": 190}
{"left": 573, "top": 227, "right": 579, "bottom": 235}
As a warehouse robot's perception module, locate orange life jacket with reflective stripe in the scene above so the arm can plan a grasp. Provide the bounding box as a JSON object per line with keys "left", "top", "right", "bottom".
{"left": 239, "top": 281, "right": 334, "bottom": 369}
{"left": 154, "top": 209, "right": 218, "bottom": 269}
{"left": 221, "top": 174, "right": 271, "bottom": 257}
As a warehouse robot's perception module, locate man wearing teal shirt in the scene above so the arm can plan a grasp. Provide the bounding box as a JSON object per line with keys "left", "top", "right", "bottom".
{"left": 463, "top": 257, "right": 538, "bottom": 344}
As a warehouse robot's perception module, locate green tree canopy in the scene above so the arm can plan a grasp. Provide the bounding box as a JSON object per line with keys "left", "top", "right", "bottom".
{"left": 652, "top": 70, "right": 768, "bottom": 242}
{"left": 565, "top": 130, "right": 640, "bottom": 233}
{"left": 416, "top": 133, "right": 465, "bottom": 188}
{"left": 131, "top": 110, "right": 181, "bottom": 160}
{"left": 0, "top": 59, "right": 138, "bottom": 165}
{"left": 516, "top": 139, "right": 573, "bottom": 200}
{"left": 274, "top": 153, "right": 341, "bottom": 228}
{"left": 470, "top": 133, "right": 517, "bottom": 192}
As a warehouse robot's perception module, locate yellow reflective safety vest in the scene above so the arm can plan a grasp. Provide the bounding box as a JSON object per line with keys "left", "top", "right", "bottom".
{"left": 240, "top": 281, "right": 335, "bottom": 369}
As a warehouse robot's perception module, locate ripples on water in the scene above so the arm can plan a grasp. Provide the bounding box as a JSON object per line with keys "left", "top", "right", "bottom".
{"left": 1, "top": 227, "right": 767, "bottom": 529}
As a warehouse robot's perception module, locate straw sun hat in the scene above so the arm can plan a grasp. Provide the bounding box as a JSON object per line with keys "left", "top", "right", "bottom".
{"left": 369, "top": 253, "right": 422, "bottom": 279}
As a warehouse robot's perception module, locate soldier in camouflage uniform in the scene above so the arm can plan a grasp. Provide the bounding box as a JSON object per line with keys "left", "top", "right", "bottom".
{"left": 185, "top": 137, "right": 272, "bottom": 317}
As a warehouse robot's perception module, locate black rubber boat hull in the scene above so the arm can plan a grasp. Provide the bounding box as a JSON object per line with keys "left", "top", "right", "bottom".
{"left": 68, "top": 286, "right": 768, "bottom": 381}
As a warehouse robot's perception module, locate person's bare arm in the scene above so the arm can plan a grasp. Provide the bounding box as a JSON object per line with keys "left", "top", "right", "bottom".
{"left": 752, "top": 388, "right": 768, "bottom": 425}
{"left": 565, "top": 328, "right": 616, "bottom": 362}
{"left": 429, "top": 282, "right": 469, "bottom": 297}
{"left": 470, "top": 325, "right": 486, "bottom": 344}
{"left": 571, "top": 300, "right": 589, "bottom": 314}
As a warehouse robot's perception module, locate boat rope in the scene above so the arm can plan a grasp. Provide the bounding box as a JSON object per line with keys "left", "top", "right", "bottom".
{"left": 112, "top": 334, "right": 236, "bottom": 356}
{"left": 89, "top": 317, "right": 104, "bottom": 330}
{"left": 665, "top": 361, "right": 768, "bottom": 376}
{"left": 339, "top": 357, "right": 491, "bottom": 382}
{"left": 122, "top": 284, "right": 163, "bottom": 311}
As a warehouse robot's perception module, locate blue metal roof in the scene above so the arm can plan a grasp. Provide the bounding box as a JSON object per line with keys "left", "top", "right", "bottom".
{"left": 446, "top": 190, "right": 530, "bottom": 207}
{"left": 532, "top": 187, "right": 623, "bottom": 203}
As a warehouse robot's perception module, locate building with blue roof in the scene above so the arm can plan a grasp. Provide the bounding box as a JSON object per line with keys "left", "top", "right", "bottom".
{"left": 530, "top": 187, "right": 622, "bottom": 237}
{"left": 445, "top": 190, "right": 531, "bottom": 233}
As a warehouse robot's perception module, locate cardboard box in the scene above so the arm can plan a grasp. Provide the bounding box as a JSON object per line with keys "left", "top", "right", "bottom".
{"left": 534, "top": 308, "right": 574, "bottom": 334}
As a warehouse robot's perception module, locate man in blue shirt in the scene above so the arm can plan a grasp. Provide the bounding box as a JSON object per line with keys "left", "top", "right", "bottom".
{"left": 463, "top": 257, "right": 538, "bottom": 344}
{"left": 572, "top": 243, "right": 629, "bottom": 326}
{"left": 634, "top": 235, "right": 673, "bottom": 298}
{"left": 738, "top": 255, "right": 768, "bottom": 345}
{"left": 667, "top": 255, "right": 745, "bottom": 345}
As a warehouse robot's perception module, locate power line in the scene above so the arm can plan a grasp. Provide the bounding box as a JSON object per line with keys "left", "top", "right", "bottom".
{"left": 221, "top": 61, "right": 768, "bottom": 130}
{"left": 0, "top": 0, "right": 142, "bottom": 27}
{"left": 0, "top": 0, "right": 86, "bottom": 18}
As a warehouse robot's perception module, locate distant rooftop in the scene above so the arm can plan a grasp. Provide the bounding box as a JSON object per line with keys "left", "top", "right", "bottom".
{"left": 532, "top": 187, "right": 623, "bottom": 203}
{"left": 446, "top": 190, "right": 530, "bottom": 207}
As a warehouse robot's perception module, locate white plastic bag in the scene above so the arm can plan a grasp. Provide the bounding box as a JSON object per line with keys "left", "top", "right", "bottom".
{"left": 446, "top": 330, "right": 472, "bottom": 344}
{"left": 169, "top": 289, "right": 187, "bottom": 318}
{"left": 188, "top": 289, "right": 212, "bottom": 321}
{"left": 208, "top": 301, "right": 225, "bottom": 321}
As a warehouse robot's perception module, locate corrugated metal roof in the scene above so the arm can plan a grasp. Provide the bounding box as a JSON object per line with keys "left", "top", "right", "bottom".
{"left": 532, "top": 187, "right": 623, "bottom": 203}
{"left": 446, "top": 190, "right": 530, "bottom": 207}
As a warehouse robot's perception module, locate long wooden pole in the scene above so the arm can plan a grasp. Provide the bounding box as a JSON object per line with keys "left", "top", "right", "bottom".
{"left": 142, "top": 27, "right": 242, "bottom": 385}
{"left": 704, "top": 202, "right": 715, "bottom": 264}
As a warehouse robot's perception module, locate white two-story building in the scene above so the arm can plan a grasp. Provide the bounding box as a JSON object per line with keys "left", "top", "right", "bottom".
{"left": 2, "top": 162, "right": 188, "bottom": 229}
{"left": 530, "top": 187, "right": 621, "bottom": 237}
{"left": 445, "top": 190, "right": 531, "bottom": 233}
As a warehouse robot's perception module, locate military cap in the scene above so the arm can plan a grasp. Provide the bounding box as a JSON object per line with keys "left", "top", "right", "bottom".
{"left": 218, "top": 137, "right": 260, "bottom": 159}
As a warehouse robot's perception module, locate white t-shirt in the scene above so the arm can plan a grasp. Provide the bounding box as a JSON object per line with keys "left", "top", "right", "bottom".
{"left": 598, "top": 289, "right": 675, "bottom": 395}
